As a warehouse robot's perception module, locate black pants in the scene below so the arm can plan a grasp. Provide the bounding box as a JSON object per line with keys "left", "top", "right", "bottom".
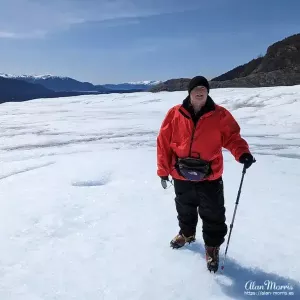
{"left": 173, "top": 177, "right": 228, "bottom": 247}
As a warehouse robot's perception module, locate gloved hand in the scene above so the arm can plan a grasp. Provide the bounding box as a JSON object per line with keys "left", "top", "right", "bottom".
{"left": 160, "top": 176, "right": 169, "bottom": 189}
{"left": 239, "top": 153, "right": 256, "bottom": 169}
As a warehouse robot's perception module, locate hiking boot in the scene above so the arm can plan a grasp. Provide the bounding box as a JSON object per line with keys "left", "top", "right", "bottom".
{"left": 205, "top": 245, "right": 220, "bottom": 273}
{"left": 170, "top": 233, "right": 196, "bottom": 249}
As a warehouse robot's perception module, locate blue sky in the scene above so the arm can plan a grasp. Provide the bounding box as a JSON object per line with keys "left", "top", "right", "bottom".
{"left": 0, "top": 0, "right": 299, "bottom": 84}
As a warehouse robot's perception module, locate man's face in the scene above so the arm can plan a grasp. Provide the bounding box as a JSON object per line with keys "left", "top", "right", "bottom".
{"left": 190, "top": 86, "right": 208, "bottom": 108}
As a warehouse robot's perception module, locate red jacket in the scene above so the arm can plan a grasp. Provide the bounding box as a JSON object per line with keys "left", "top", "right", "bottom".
{"left": 157, "top": 96, "right": 250, "bottom": 181}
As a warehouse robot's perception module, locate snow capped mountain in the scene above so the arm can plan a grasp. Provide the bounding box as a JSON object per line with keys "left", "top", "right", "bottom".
{"left": 0, "top": 73, "right": 15, "bottom": 78}
{"left": 127, "top": 80, "right": 162, "bottom": 85}
{"left": 23, "top": 74, "right": 69, "bottom": 80}
{"left": 0, "top": 73, "right": 108, "bottom": 93}
{"left": 0, "top": 73, "right": 69, "bottom": 80}
{"left": 0, "top": 73, "right": 161, "bottom": 93}
{"left": 0, "top": 72, "right": 161, "bottom": 101}
{"left": 0, "top": 74, "right": 161, "bottom": 85}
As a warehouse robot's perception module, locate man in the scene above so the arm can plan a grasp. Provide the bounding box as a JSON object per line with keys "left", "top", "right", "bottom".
{"left": 156, "top": 76, "right": 255, "bottom": 272}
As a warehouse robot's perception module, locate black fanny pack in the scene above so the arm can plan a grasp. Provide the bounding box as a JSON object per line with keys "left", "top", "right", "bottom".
{"left": 175, "top": 157, "right": 211, "bottom": 181}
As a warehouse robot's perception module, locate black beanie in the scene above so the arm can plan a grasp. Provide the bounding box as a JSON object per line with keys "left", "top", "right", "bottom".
{"left": 188, "top": 76, "right": 210, "bottom": 94}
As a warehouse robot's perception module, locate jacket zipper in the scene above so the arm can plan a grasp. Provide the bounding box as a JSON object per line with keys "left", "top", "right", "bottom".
{"left": 185, "top": 108, "right": 214, "bottom": 158}
{"left": 189, "top": 122, "right": 196, "bottom": 156}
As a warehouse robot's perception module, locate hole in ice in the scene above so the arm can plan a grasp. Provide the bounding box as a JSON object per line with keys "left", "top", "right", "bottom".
{"left": 71, "top": 172, "right": 111, "bottom": 187}
{"left": 72, "top": 179, "right": 108, "bottom": 187}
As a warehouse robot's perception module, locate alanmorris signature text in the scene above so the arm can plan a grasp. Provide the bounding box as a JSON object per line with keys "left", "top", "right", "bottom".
{"left": 244, "top": 280, "right": 295, "bottom": 296}
{"left": 245, "top": 280, "right": 294, "bottom": 291}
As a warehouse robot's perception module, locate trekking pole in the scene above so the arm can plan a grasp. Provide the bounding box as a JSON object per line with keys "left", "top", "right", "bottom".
{"left": 220, "top": 164, "right": 247, "bottom": 271}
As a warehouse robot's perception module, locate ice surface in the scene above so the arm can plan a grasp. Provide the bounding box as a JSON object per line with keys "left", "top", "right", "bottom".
{"left": 0, "top": 86, "right": 300, "bottom": 299}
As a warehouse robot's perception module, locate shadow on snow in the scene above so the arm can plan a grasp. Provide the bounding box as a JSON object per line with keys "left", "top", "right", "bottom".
{"left": 183, "top": 242, "right": 300, "bottom": 300}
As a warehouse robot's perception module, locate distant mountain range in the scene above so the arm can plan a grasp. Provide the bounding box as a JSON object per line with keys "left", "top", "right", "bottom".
{"left": 0, "top": 76, "right": 111, "bottom": 104}
{"left": 0, "top": 74, "right": 161, "bottom": 103}
{"left": 102, "top": 81, "right": 161, "bottom": 91}
{"left": 150, "top": 33, "right": 300, "bottom": 92}
{"left": 0, "top": 74, "right": 108, "bottom": 93}
{"left": 0, "top": 73, "right": 161, "bottom": 92}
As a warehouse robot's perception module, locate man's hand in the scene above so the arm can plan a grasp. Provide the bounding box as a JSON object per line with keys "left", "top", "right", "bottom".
{"left": 239, "top": 153, "right": 256, "bottom": 169}
{"left": 160, "top": 176, "right": 169, "bottom": 189}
